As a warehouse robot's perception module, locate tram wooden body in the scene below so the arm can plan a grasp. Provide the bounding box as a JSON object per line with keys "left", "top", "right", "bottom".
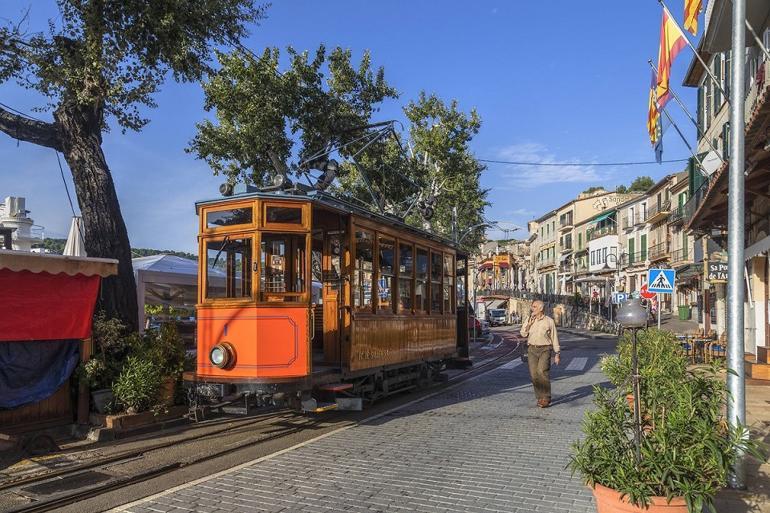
{"left": 190, "top": 188, "right": 469, "bottom": 410}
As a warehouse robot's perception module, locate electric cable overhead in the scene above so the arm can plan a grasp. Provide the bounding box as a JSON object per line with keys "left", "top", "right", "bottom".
{"left": 477, "top": 157, "right": 690, "bottom": 167}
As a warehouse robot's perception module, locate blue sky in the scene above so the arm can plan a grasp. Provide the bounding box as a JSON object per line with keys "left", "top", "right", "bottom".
{"left": 0, "top": 1, "right": 699, "bottom": 251}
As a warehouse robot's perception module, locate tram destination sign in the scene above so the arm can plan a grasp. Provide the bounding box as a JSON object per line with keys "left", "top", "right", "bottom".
{"left": 707, "top": 261, "right": 728, "bottom": 283}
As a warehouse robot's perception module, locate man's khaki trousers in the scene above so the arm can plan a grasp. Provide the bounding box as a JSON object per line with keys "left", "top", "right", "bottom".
{"left": 527, "top": 345, "right": 552, "bottom": 402}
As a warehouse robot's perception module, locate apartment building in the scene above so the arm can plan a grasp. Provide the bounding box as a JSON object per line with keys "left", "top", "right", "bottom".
{"left": 682, "top": 0, "right": 770, "bottom": 359}
{"left": 617, "top": 193, "right": 650, "bottom": 294}
{"left": 529, "top": 189, "right": 640, "bottom": 296}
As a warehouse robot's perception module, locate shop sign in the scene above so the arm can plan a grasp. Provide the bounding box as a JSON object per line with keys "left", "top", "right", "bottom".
{"left": 707, "top": 261, "right": 728, "bottom": 283}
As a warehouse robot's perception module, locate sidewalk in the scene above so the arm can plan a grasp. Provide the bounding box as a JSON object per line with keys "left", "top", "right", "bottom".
{"left": 113, "top": 333, "right": 613, "bottom": 513}
{"left": 559, "top": 327, "right": 618, "bottom": 340}
{"left": 714, "top": 381, "right": 770, "bottom": 512}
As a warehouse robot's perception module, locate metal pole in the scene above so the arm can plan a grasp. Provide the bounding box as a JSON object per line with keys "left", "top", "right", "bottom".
{"left": 727, "top": 0, "right": 747, "bottom": 489}
{"left": 631, "top": 328, "right": 642, "bottom": 463}
{"left": 657, "top": 293, "right": 662, "bottom": 330}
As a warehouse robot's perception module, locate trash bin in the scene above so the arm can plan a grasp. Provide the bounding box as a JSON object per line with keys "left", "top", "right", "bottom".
{"left": 678, "top": 305, "right": 691, "bottom": 320}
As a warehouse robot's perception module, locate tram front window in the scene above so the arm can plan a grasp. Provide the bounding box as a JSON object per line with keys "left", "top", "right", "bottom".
{"left": 206, "top": 237, "right": 252, "bottom": 299}
{"left": 260, "top": 233, "right": 307, "bottom": 302}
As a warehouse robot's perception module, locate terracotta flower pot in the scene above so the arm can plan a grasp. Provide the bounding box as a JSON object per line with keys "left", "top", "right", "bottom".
{"left": 591, "top": 483, "right": 688, "bottom": 513}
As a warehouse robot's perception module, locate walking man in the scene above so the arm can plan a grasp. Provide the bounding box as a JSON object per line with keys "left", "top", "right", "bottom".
{"left": 520, "top": 300, "right": 560, "bottom": 408}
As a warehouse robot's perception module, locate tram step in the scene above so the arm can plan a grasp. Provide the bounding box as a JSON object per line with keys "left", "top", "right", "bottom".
{"left": 318, "top": 383, "right": 354, "bottom": 392}
{"left": 312, "top": 402, "right": 339, "bottom": 413}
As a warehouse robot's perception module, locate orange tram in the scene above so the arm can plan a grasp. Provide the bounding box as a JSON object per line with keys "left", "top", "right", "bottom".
{"left": 187, "top": 186, "right": 471, "bottom": 412}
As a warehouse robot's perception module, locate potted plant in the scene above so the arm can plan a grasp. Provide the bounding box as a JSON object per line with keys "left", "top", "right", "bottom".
{"left": 570, "top": 328, "right": 762, "bottom": 513}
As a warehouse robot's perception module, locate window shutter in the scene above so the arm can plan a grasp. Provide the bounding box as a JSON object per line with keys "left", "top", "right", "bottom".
{"left": 713, "top": 54, "right": 722, "bottom": 109}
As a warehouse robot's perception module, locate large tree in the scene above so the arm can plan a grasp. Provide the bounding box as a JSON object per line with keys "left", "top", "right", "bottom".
{"left": 190, "top": 47, "right": 487, "bottom": 249}
{"left": 0, "top": 1, "right": 265, "bottom": 329}
{"left": 189, "top": 45, "right": 398, "bottom": 186}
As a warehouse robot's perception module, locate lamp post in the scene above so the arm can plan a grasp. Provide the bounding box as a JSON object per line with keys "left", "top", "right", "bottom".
{"left": 616, "top": 297, "right": 647, "bottom": 464}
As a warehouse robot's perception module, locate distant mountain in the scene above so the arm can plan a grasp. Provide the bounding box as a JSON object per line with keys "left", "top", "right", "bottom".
{"left": 33, "top": 238, "right": 197, "bottom": 261}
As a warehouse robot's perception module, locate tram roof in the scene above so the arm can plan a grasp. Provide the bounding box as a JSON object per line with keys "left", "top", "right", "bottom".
{"left": 195, "top": 189, "right": 466, "bottom": 254}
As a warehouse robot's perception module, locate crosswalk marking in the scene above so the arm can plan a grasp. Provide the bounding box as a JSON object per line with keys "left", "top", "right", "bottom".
{"left": 499, "top": 359, "right": 523, "bottom": 370}
{"left": 565, "top": 357, "right": 587, "bottom": 372}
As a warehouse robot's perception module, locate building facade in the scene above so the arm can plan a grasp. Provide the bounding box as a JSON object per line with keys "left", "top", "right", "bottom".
{"left": 682, "top": 0, "right": 770, "bottom": 359}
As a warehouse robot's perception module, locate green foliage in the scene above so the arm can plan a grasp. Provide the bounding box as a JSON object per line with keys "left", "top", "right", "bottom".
{"left": 31, "top": 239, "right": 197, "bottom": 259}
{"left": 112, "top": 355, "right": 163, "bottom": 414}
{"left": 628, "top": 176, "right": 655, "bottom": 192}
{"left": 189, "top": 45, "right": 398, "bottom": 184}
{"left": 189, "top": 45, "right": 489, "bottom": 250}
{"left": 581, "top": 186, "right": 606, "bottom": 194}
{"left": 571, "top": 329, "right": 764, "bottom": 512}
{"left": 1, "top": 0, "right": 267, "bottom": 131}
{"left": 132, "top": 323, "right": 187, "bottom": 379}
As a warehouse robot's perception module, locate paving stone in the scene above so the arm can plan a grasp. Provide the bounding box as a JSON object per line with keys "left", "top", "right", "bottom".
{"left": 121, "top": 332, "right": 606, "bottom": 513}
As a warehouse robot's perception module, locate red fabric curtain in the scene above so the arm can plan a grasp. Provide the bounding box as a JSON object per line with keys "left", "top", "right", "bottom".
{"left": 0, "top": 269, "right": 101, "bottom": 341}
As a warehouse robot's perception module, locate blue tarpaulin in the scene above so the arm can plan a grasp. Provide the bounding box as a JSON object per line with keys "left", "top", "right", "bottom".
{"left": 0, "top": 339, "right": 79, "bottom": 409}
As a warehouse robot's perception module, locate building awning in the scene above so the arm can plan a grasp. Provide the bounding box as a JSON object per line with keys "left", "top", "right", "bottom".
{"left": 560, "top": 253, "right": 571, "bottom": 262}
{"left": 745, "top": 235, "right": 770, "bottom": 261}
{"left": 675, "top": 264, "right": 700, "bottom": 282}
{"left": 591, "top": 211, "right": 613, "bottom": 224}
{"left": 574, "top": 275, "right": 610, "bottom": 283}
{"left": 486, "top": 299, "right": 506, "bottom": 310}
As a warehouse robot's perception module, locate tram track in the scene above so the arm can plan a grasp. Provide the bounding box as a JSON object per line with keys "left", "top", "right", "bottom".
{"left": 3, "top": 332, "right": 523, "bottom": 513}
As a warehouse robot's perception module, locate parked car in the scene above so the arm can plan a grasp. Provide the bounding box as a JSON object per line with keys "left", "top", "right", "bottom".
{"left": 468, "top": 317, "right": 490, "bottom": 337}
{"left": 487, "top": 308, "right": 507, "bottom": 327}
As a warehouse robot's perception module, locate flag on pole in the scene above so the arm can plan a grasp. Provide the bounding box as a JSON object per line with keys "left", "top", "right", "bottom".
{"left": 655, "top": 10, "right": 687, "bottom": 109}
{"left": 647, "top": 70, "right": 663, "bottom": 162}
{"left": 683, "top": 0, "right": 703, "bottom": 36}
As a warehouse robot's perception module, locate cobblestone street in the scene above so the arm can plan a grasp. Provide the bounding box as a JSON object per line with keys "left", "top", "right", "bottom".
{"left": 114, "top": 331, "right": 614, "bottom": 513}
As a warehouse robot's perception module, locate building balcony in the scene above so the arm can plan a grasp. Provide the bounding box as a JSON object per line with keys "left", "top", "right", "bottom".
{"left": 537, "top": 256, "right": 556, "bottom": 269}
{"left": 560, "top": 240, "right": 573, "bottom": 252}
{"left": 646, "top": 200, "right": 672, "bottom": 224}
{"left": 668, "top": 205, "right": 686, "bottom": 225}
{"left": 670, "top": 248, "right": 692, "bottom": 265}
{"left": 620, "top": 251, "right": 648, "bottom": 268}
{"left": 559, "top": 214, "right": 574, "bottom": 232}
{"left": 622, "top": 213, "right": 647, "bottom": 229}
{"left": 648, "top": 242, "right": 670, "bottom": 261}
{"left": 588, "top": 225, "right": 617, "bottom": 241}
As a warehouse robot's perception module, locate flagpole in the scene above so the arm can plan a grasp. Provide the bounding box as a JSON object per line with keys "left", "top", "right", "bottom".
{"left": 647, "top": 59, "right": 725, "bottom": 163}
{"left": 726, "top": 0, "right": 747, "bottom": 490}
{"left": 658, "top": 0, "right": 729, "bottom": 101}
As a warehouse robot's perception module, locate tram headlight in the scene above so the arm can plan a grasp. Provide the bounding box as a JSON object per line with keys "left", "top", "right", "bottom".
{"left": 210, "top": 342, "right": 235, "bottom": 369}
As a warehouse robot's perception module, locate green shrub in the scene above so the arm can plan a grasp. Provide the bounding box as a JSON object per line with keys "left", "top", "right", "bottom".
{"left": 112, "top": 356, "right": 163, "bottom": 413}
{"left": 570, "top": 328, "right": 763, "bottom": 512}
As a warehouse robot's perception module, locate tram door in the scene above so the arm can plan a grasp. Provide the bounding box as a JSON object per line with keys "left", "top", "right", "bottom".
{"left": 322, "top": 231, "right": 345, "bottom": 366}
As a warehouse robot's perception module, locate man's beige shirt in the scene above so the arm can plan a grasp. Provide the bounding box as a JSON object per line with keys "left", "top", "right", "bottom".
{"left": 520, "top": 315, "right": 560, "bottom": 353}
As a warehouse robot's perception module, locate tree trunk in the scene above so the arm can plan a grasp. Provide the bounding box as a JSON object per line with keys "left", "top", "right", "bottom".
{"left": 54, "top": 103, "right": 138, "bottom": 331}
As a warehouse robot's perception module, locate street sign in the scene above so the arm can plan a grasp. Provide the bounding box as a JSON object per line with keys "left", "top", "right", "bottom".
{"left": 707, "top": 261, "right": 728, "bottom": 283}
{"left": 647, "top": 268, "right": 675, "bottom": 294}
{"left": 612, "top": 292, "right": 628, "bottom": 304}
{"left": 640, "top": 284, "right": 655, "bottom": 300}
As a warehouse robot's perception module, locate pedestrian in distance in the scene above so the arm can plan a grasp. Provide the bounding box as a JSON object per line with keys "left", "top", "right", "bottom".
{"left": 520, "top": 300, "right": 560, "bottom": 408}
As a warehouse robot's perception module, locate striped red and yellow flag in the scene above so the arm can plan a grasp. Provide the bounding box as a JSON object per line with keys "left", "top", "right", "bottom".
{"left": 655, "top": 10, "right": 687, "bottom": 109}
{"left": 647, "top": 71, "right": 661, "bottom": 147}
{"left": 684, "top": 0, "right": 703, "bottom": 36}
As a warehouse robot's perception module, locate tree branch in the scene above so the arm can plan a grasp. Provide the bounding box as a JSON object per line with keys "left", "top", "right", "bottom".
{"left": 0, "top": 105, "right": 60, "bottom": 150}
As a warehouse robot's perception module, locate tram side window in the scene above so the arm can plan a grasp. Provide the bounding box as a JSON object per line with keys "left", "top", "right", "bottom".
{"left": 260, "top": 233, "right": 306, "bottom": 302}
{"left": 206, "top": 237, "right": 252, "bottom": 299}
{"left": 378, "top": 237, "right": 395, "bottom": 312}
{"left": 415, "top": 247, "right": 429, "bottom": 313}
{"left": 443, "top": 254, "right": 455, "bottom": 314}
{"left": 430, "top": 251, "right": 443, "bottom": 313}
{"left": 398, "top": 243, "right": 414, "bottom": 313}
{"left": 354, "top": 230, "right": 374, "bottom": 311}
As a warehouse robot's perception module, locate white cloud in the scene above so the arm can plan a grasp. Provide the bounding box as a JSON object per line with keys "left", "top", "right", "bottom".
{"left": 490, "top": 142, "right": 603, "bottom": 189}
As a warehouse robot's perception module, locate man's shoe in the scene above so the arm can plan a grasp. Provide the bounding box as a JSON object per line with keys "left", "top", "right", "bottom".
{"left": 536, "top": 400, "right": 545, "bottom": 408}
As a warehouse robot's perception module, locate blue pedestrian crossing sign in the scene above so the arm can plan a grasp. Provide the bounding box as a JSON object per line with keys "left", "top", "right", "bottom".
{"left": 647, "top": 268, "right": 675, "bottom": 293}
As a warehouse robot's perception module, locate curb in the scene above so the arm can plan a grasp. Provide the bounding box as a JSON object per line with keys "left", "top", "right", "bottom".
{"left": 559, "top": 328, "right": 618, "bottom": 340}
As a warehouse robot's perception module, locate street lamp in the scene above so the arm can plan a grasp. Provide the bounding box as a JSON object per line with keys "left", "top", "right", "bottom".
{"left": 617, "top": 297, "right": 647, "bottom": 464}
{"left": 603, "top": 252, "right": 625, "bottom": 322}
